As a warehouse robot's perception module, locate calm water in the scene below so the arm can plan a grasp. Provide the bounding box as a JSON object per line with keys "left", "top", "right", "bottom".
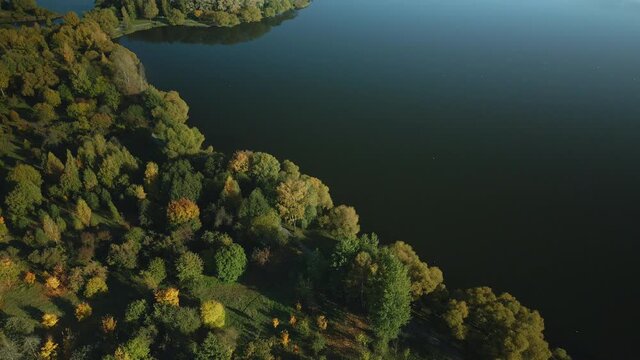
{"left": 46, "top": 0, "right": 640, "bottom": 358}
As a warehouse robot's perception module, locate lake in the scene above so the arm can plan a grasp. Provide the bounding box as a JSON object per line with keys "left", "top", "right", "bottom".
{"left": 44, "top": 0, "right": 640, "bottom": 358}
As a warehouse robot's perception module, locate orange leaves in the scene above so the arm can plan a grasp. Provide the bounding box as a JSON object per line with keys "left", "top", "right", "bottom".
{"left": 75, "top": 302, "right": 92, "bottom": 321}
{"left": 155, "top": 287, "right": 180, "bottom": 306}
{"left": 24, "top": 271, "right": 36, "bottom": 285}
{"left": 317, "top": 315, "right": 328, "bottom": 331}
{"left": 102, "top": 315, "right": 117, "bottom": 333}
{"left": 166, "top": 198, "right": 200, "bottom": 226}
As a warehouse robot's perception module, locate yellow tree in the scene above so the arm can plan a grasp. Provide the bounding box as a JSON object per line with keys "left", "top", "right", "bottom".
{"left": 166, "top": 198, "right": 200, "bottom": 227}
{"left": 276, "top": 178, "right": 308, "bottom": 226}
{"left": 41, "top": 313, "right": 59, "bottom": 328}
{"left": 75, "top": 302, "right": 93, "bottom": 321}
{"left": 39, "top": 337, "right": 58, "bottom": 360}
{"left": 155, "top": 287, "right": 180, "bottom": 306}
{"left": 102, "top": 315, "right": 117, "bottom": 333}
{"left": 201, "top": 300, "right": 225, "bottom": 328}
{"left": 76, "top": 198, "right": 92, "bottom": 227}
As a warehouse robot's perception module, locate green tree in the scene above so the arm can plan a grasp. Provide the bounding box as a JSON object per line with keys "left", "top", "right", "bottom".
{"left": 175, "top": 251, "right": 204, "bottom": 284}
{"left": 213, "top": 242, "right": 247, "bottom": 283}
{"left": 368, "top": 249, "right": 411, "bottom": 343}
{"left": 167, "top": 8, "right": 185, "bottom": 25}
{"left": 60, "top": 150, "right": 82, "bottom": 195}
{"left": 249, "top": 152, "right": 280, "bottom": 186}
{"left": 5, "top": 181, "right": 43, "bottom": 218}
{"left": 125, "top": 299, "right": 148, "bottom": 322}
{"left": 320, "top": 205, "right": 360, "bottom": 239}
{"left": 448, "top": 287, "right": 552, "bottom": 360}
{"left": 160, "top": 159, "right": 203, "bottom": 201}
{"left": 194, "top": 332, "right": 232, "bottom": 360}
{"left": 389, "top": 241, "right": 443, "bottom": 300}
{"left": 75, "top": 198, "right": 92, "bottom": 228}
{"left": 153, "top": 120, "right": 204, "bottom": 158}
{"left": 142, "top": 0, "right": 159, "bottom": 19}
{"left": 140, "top": 258, "right": 166, "bottom": 289}
{"left": 8, "top": 164, "right": 42, "bottom": 187}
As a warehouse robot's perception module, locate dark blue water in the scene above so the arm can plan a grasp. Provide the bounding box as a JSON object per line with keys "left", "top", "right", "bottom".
{"left": 40, "top": 0, "right": 640, "bottom": 358}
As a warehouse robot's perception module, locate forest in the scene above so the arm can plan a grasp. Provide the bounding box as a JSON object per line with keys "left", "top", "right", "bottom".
{"left": 0, "top": 1, "right": 572, "bottom": 359}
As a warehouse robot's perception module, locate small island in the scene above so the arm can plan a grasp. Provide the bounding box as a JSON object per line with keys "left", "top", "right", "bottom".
{"left": 0, "top": 1, "right": 572, "bottom": 360}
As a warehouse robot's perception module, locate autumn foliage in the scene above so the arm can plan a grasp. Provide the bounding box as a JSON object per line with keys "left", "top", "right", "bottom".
{"left": 166, "top": 198, "right": 200, "bottom": 226}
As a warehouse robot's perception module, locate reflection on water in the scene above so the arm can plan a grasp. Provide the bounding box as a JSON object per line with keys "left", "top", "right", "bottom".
{"left": 124, "top": 11, "right": 297, "bottom": 46}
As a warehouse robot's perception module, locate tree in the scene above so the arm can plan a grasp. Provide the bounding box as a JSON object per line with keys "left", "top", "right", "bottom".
{"left": 121, "top": 6, "right": 132, "bottom": 30}
{"left": 142, "top": 0, "right": 159, "bottom": 19}
{"left": 85, "top": 8, "right": 119, "bottom": 35}
{"left": 75, "top": 302, "right": 93, "bottom": 321}
{"left": 125, "top": 299, "right": 148, "bottom": 322}
{"left": 167, "top": 8, "right": 185, "bottom": 25}
{"left": 8, "top": 164, "right": 42, "bottom": 187}
{"left": 109, "top": 45, "right": 147, "bottom": 95}
{"left": 153, "top": 120, "right": 204, "bottom": 158}
{"left": 320, "top": 205, "right": 360, "bottom": 239}
{"left": 167, "top": 198, "right": 200, "bottom": 228}
{"left": 60, "top": 150, "right": 82, "bottom": 195}
{"left": 446, "top": 287, "right": 552, "bottom": 360}
{"left": 42, "top": 215, "right": 61, "bottom": 242}
{"left": 213, "top": 242, "right": 247, "bottom": 283}
{"left": 84, "top": 276, "right": 108, "bottom": 298}
{"left": 160, "top": 159, "right": 203, "bottom": 201}
{"left": 175, "top": 251, "right": 203, "bottom": 284}
{"left": 0, "top": 62, "right": 10, "bottom": 97}
{"left": 194, "top": 332, "right": 232, "bottom": 360}
{"left": 75, "top": 198, "right": 92, "bottom": 228}
{"left": 201, "top": 300, "right": 225, "bottom": 328}
{"left": 10, "top": 0, "right": 37, "bottom": 13}
{"left": 442, "top": 299, "right": 468, "bottom": 340}
{"left": 155, "top": 287, "right": 180, "bottom": 306}
{"left": 45, "top": 152, "right": 64, "bottom": 176}
{"left": 389, "top": 241, "right": 443, "bottom": 300}
{"left": 249, "top": 152, "right": 280, "bottom": 186}
{"left": 140, "top": 258, "right": 166, "bottom": 289}
{"left": 368, "top": 249, "right": 411, "bottom": 343}
{"left": 276, "top": 178, "right": 308, "bottom": 226}
{"left": 5, "top": 181, "right": 43, "bottom": 218}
